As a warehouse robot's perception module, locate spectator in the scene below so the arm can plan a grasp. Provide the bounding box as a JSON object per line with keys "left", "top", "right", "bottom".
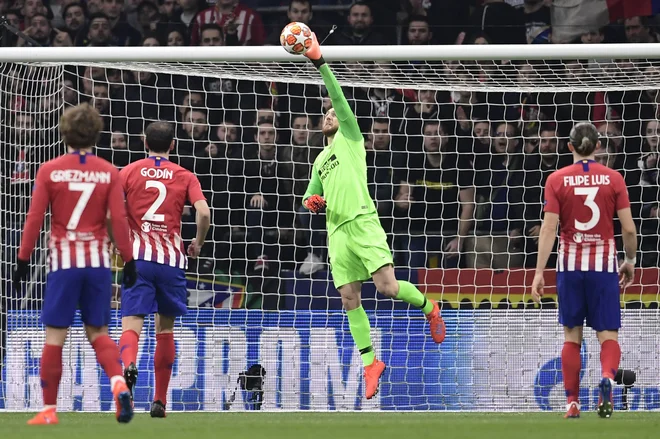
{"left": 521, "top": 124, "right": 567, "bottom": 268}
{"left": 21, "top": 0, "right": 47, "bottom": 29}
{"left": 404, "top": 15, "right": 433, "bottom": 45}
{"left": 472, "top": 120, "right": 491, "bottom": 155}
{"left": 176, "top": 0, "right": 204, "bottom": 29}
{"left": 229, "top": 121, "right": 293, "bottom": 273}
{"left": 62, "top": 75, "right": 78, "bottom": 106}
{"left": 396, "top": 0, "right": 468, "bottom": 45}
{"left": 267, "top": 0, "right": 330, "bottom": 45}
{"left": 63, "top": 2, "right": 87, "bottom": 43}
{"left": 158, "top": 0, "right": 177, "bottom": 22}
{"left": 101, "top": 0, "right": 141, "bottom": 46}
{"left": 136, "top": 0, "right": 163, "bottom": 35}
{"left": 191, "top": 0, "right": 265, "bottom": 46}
{"left": 469, "top": 121, "right": 525, "bottom": 269}
{"left": 580, "top": 27, "right": 605, "bottom": 44}
{"left": 469, "top": 0, "right": 526, "bottom": 45}
{"left": 594, "top": 137, "right": 617, "bottom": 170}
{"left": 290, "top": 114, "right": 325, "bottom": 276}
{"left": 199, "top": 23, "right": 225, "bottom": 46}
{"left": 141, "top": 33, "right": 160, "bottom": 46}
{"left": 84, "top": 12, "right": 113, "bottom": 46}
{"left": 523, "top": 0, "right": 550, "bottom": 44}
{"left": 624, "top": 16, "right": 658, "bottom": 44}
{"left": 366, "top": 118, "right": 396, "bottom": 225}
{"left": 394, "top": 121, "right": 475, "bottom": 268}
{"left": 2, "top": 10, "right": 21, "bottom": 46}
{"left": 19, "top": 13, "right": 52, "bottom": 46}
{"left": 330, "top": 1, "right": 389, "bottom": 45}
{"left": 166, "top": 25, "right": 187, "bottom": 45}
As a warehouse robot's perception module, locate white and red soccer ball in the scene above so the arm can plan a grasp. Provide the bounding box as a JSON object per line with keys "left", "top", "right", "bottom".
{"left": 280, "top": 21, "right": 313, "bottom": 55}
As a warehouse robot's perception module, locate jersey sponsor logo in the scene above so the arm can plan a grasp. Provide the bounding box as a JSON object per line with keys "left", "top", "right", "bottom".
{"left": 141, "top": 221, "right": 168, "bottom": 233}
{"left": 562, "top": 174, "right": 610, "bottom": 187}
{"left": 573, "top": 232, "right": 601, "bottom": 243}
{"left": 318, "top": 154, "right": 339, "bottom": 182}
{"left": 141, "top": 222, "right": 152, "bottom": 233}
{"left": 140, "top": 168, "right": 174, "bottom": 179}
{"left": 50, "top": 170, "right": 111, "bottom": 184}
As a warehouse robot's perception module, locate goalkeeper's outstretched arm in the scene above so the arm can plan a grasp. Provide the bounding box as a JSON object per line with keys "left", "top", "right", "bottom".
{"left": 304, "top": 33, "right": 362, "bottom": 142}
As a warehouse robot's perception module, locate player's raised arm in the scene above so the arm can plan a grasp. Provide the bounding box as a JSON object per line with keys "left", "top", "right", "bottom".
{"left": 304, "top": 33, "right": 362, "bottom": 142}
{"left": 14, "top": 167, "right": 50, "bottom": 285}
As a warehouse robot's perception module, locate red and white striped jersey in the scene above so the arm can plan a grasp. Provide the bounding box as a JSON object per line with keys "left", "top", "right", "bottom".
{"left": 18, "top": 153, "right": 133, "bottom": 272}
{"left": 544, "top": 160, "right": 630, "bottom": 273}
{"left": 190, "top": 3, "right": 265, "bottom": 46}
{"left": 120, "top": 157, "right": 206, "bottom": 269}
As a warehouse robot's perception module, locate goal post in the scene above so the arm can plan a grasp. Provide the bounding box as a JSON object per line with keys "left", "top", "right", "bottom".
{"left": 1, "top": 44, "right": 660, "bottom": 412}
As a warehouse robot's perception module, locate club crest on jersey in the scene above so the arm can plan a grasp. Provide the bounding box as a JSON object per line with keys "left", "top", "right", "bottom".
{"left": 141, "top": 222, "right": 152, "bottom": 233}
{"left": 573, "top": 232, "right": 583, "bottom": 243}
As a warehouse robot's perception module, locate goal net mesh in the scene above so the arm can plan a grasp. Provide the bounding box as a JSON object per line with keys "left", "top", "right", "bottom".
{"left": 1, "top": 56, "right": 659, "bottom": 412}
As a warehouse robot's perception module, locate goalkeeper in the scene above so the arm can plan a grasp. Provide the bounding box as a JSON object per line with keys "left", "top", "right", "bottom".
{"left": 302, "top": 33, "right": 446, "bottom": 400}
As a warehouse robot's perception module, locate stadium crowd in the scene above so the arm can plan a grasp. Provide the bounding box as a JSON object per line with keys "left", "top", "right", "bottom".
{"left": 1, "top": 0, "right": 660, "bottom": 304}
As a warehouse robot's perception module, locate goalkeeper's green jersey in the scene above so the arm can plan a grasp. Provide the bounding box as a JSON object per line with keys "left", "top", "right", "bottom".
{"left": 303, "top": 64, "right": 377, "bottom": 237}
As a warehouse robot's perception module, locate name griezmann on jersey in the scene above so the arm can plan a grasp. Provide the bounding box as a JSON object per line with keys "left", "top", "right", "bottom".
{"left": 49, "top": 169, "right": 112, "bottom": 183}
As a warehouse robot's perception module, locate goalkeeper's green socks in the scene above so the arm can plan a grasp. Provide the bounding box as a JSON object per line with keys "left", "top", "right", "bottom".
{"left": 396, "top": 280, "right": 434, "bottom": 315}
{"left": 346, "top": 306, "right": 375, "bottom": 367}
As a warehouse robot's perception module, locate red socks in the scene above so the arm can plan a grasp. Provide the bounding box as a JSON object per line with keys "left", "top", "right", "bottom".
{"left": 154, "top": 333, "right": 175, "bottom": 405}
{"left": 41, "top": 344, "right": 63, "bottom": 406}
{"left": 562, "top": 341, "right": 581, "bottom": 404}
{"left": 119, "top": 330, "right": 139, "bottom": 369}
{"left": 91, "top": 335, "right": 123, "bottom": 379}
{"left": 600, "top": 339, "right": 621, "bottom": 380}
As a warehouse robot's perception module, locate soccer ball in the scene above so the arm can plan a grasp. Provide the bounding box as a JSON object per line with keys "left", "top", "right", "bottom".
{"left": 280, "top": 21, "right": 313, "bottom": 55}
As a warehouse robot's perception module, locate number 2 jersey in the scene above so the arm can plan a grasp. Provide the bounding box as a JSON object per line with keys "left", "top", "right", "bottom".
{"left": 119, "top": 156, "right": 206, "bottom": 269}
{"left": 543, "top": 160, "right": 630, "bottom": 273}
{"left": 18, "top": 153, "right": 133, "bottom": 272}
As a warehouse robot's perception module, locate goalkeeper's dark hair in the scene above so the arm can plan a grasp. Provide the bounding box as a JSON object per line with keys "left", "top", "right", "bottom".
{"left": 60, "top": 103, "right": 103, "bottom": 149}
{"left": 145, "top": 121, "right": 175, "bottom": 153}
{"left": 569, "top": 122, "right": 599, "bottom": 157}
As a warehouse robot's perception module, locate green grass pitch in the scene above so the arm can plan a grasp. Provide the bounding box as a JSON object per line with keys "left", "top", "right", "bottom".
{"left": 1, "top": 412, "right": 659, "bottom": 439}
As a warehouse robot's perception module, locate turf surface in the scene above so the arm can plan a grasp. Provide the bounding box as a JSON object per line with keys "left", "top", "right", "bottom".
{"left": 1, "top": 412, "right": 659, "bottom": 439}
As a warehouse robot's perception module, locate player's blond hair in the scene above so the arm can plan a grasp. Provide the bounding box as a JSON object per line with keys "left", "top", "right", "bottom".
{"left": 60, "top": 103, "right": 103, "bottom": 149}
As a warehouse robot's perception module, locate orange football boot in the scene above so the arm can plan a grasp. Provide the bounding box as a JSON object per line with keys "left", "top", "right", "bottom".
{"left": 112, "top": 380, "right": 134, "bottom": 423}
{"left": 27, "top": 407, "right": 58, "bottom": 425}
{"left": 426, "top": 300, "right": 446, "bottom": 343}
{"left": 364, "top": 359, "right": 386, "bottom": 400}
{"left": 564, "top": 401, "right": 580, "bottom": 419}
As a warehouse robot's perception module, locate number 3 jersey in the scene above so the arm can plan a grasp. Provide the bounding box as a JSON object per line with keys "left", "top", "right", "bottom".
{"left": 543, "top": 160, "right": 630, "bottom": 273}
{"left": 18, "top": 153, "right": 133, "bottom": 272}
{"left": 120, "top": 156, "right": 206, "bottom": 269}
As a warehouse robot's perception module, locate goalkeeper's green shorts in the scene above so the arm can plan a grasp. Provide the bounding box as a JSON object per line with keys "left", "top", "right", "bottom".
{"left": 328, "top": 213, "right": 393, "bottom": 289}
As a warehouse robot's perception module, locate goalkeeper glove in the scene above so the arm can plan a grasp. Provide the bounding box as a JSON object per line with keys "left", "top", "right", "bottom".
{"left": 122, "top": 258, "right": 138, "bottom": 288}
{"left": 303, "top": 32, "right": 326, "bottom": 68}
{"left": 304, "top": 195, "right": 326, "bottom": 214}
{"left": 13, "top": 258, "right": 29, "bottom": 292}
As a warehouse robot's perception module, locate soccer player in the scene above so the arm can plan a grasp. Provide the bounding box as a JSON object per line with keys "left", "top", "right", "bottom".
{"left": 531, "top": 122, "right": 637, "bottom": 419}
{"left": 118, "top": 121, "right": 210, "bottom": 418}
{"left": 301, "top": 33, "right": 446, "bottom": 399}
{"left": 13, "top": 103, "right": 137, "bottom": 425}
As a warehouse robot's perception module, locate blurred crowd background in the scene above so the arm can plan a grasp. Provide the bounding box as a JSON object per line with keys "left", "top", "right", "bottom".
{"left": 2, "top": 0, "right": 660, "bottom": 310}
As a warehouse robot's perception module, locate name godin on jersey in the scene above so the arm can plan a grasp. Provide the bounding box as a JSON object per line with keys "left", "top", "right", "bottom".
{"left": 140, "top": 167, "right": 173, "bottom": 179}
{"left": 318, "top": 154, "right": 339, "bottom": 182}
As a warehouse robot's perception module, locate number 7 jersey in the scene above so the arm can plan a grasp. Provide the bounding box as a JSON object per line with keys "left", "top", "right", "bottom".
{"left": 543, "top": 160, "right": 630, "bottom": 273}
{"left": 120, "top": 157, "right": 206, "bottom": 269}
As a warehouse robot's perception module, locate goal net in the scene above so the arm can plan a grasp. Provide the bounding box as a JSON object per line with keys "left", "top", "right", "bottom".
{"left": 1, "top": 45, "right": 659, "bottom": 412}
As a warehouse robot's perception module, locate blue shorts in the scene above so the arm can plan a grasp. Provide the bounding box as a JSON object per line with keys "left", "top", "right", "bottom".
{"left": 121, "top": 260, "right": 188, "bottom": 318}
{"left": 42, "top": 268, "right": 113, "bottom": 328}
{"left": 557, "top": 271, "right": 621, "bottom": 331}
